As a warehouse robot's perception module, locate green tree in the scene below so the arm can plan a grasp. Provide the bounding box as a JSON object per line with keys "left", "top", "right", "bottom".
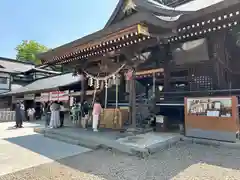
{"left": 15, "top": 40, "right": 48, "bottom": 65}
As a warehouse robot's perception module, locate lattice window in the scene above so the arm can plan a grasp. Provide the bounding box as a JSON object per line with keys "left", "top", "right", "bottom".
{"left": 190, "top": 75, "right": 213, "bottom": 91}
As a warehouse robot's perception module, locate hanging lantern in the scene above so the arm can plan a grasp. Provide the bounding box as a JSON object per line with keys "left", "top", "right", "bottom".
{"left": 112, "top": 74, "right": 116, "bottom": 85}
{"left": 88, "top": 77, "right": 93, "bottom": 87}
{"left": 116, "top": 74, "right": 121, "bottom": 85}
{"left": 96, "top": 79, "right": 100, "bottom": 89}
{"left": 108, "top": 78, "right": 112, "bottom": 87}
{"left": 88, "top": 77, "right": 91, "bottom": 86}
{"left": 105, "top": 79, "right": 108, "bottom": 88}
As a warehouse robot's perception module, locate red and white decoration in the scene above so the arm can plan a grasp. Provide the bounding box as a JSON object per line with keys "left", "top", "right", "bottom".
{"left": 39, "top": 91, "right": 69, "bottom": 102}
{"left": 50, "top": 90, "right": 69, "bottom": 101}
{"left": 40, "top": 93, "right": 50, "bottom": 102}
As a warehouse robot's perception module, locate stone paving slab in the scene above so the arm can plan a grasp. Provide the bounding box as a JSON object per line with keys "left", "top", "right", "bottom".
{"left": 116, "top": 132, "right": 179, "bottom": 148}
{"left": 35, "top": 127, "right": 181, "bottom": 156}
{"left": 1, "top": 142, "right": 240, "bottom": 180}
{"left": 181, "top": 136, "right": 240, "bottom": 150}
{"left": 0, "top": 121, "right": 91, "bottom": 177}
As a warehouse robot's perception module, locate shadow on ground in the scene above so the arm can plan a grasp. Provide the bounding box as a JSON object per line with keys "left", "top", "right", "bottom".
{"left": 3, "top": 132, "right": 240, "bottom": 179}
{"left": 4, "top": 134, "right": 90, "bottom": 160}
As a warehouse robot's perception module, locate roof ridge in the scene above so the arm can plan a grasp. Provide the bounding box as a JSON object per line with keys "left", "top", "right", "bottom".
{"left": 0, "top": 57, "right": 35, "bottom": 65}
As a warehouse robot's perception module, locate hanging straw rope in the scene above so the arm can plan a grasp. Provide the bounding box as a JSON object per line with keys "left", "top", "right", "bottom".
{"left": 83, "top": 64, "right": 126, "bottom": 81}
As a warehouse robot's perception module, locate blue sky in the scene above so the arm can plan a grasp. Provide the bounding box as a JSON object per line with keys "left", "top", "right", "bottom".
{"left": 0, "top": 0, "right": 118, "bottom": 59}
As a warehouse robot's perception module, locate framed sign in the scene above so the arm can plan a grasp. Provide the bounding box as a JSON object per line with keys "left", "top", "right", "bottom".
{"left": 187, "top": 97, "right": 232, "bottom": 117}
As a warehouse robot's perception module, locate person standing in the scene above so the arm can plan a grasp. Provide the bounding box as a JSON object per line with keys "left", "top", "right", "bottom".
{"left": 27, "top": 107, "right": 35, "bottom": 121}
{"left": 19, "top": 102, "right": 25, "bottom": 127}
{"left": 59, "top": 102, "right": 65, "bottom": 127}
{"left": 44, "top": 102, "right": 50, "bottom": 127}
{"left": 14, "top": 102, "right": 22, "bottom": 128}
{"left": 49, "top": 101, "right": 60, "bottom": 128}
{"left": 81, "top": 100, "right": 90, "bottom": 129}
{"left": 92, "top": 98, "right": 102, "bottom": 132}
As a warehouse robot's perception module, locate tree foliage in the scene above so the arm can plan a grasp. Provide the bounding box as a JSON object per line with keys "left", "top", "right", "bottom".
{"left": 15, "top": 40, "right": 48, "bottom": 65}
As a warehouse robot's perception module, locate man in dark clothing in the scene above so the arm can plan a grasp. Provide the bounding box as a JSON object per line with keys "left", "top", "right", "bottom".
{"left": 15, "top": 102, "right": 23, "bottom": 128}
{"left": 44, "top": 102, "right": 51, "bottom": 127}
{"left": 81, "top": 100, "right": 90, "bottom": 128}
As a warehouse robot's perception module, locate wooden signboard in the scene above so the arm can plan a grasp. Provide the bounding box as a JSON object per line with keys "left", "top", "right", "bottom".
{"left": 184, "top": 96, "right": 239, "bottom": 142}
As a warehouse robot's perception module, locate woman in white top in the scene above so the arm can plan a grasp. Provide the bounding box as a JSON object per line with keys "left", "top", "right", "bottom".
{"left": 49, "top": 101, "right": 60, "bottom": 128}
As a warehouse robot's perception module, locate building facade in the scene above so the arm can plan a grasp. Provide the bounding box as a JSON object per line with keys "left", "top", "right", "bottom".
{"left": 36, "top": 0, "right": 240, "bottom": 130}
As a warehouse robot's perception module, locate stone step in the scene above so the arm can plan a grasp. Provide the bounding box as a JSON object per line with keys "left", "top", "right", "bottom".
{"left": 44, "top": 131, "right": 139, "bottom": 155}
{"left": 44, "top": 131, "right": 101, "bottom": 150}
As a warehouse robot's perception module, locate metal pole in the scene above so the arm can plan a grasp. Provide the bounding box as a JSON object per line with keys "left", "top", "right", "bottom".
{"left": 104, "top": 83, "right": 108, "bottom": 108}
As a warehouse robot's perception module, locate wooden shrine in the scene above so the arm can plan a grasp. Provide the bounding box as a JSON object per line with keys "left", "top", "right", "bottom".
{"left": 38, "top": 0, "right": 240, "bottom": 131}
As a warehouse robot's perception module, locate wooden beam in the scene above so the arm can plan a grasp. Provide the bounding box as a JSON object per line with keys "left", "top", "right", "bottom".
{"left": 136, "top": 68, "right": 164, "bottom": 76}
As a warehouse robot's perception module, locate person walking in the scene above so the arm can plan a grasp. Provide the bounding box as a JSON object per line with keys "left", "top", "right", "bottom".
{"left": 92, "top": 98, "right": 102, "bottom": 132}
{"left": 49, "top": 101, "right": 60, "bottom": 128}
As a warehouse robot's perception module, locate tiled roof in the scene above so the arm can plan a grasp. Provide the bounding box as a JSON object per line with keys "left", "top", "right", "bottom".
{"left": 3, "top": 73, "right": 80, "bottom": 95}
{"left": 176, "top": 0, "right": 223, "bottom": 11}
{"left": 0, "top": 58, "right": 34, "bottom": 72}
{"left": 0, "top": 68, "right": 19, "bottom": 74}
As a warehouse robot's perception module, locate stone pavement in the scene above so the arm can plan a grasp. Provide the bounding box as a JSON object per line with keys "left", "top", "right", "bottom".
{"left": 0, "top": 121, "right": 91, "bottom": 177}
{"left": 36, "top": 127, "right": 181, "bottom": 156}
{"left": 1, "top": 142, "right": 240, "bottom": 180}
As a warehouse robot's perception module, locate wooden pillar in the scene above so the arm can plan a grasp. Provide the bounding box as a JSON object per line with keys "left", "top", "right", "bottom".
{"left": 128, "top": 76, "right": 132, "bottom": 125}
{"left": 104, "top": 81, "right": 108, "bottom": 108}
{"left": 152, "top": 72, "right": 156, "bottom": 97}
{"left": 116, "top": 80, "right": 119, "bottom": 108}
{"left": 130, "top": 69, "right": 136, "bottom": 128}
{"left": 164, "top": 45, "right": 171, "bottom": 93}
{"left": 80, "top": 74, "right": 85, "bottom": 103}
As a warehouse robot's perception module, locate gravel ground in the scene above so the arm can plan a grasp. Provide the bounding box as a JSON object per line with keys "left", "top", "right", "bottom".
{"left": 1, "top": 142, "right": 240, "bottom": 180}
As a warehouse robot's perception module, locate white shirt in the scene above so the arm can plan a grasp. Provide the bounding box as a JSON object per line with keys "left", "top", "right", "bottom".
{"left": 20, "top": 104, "right": 25, "bottom": 110}
{"left": 60, "top": 105, "right": 65, "bottom": 112}
{"left": 27, "top": 108, "right": 35, "bottom": 116}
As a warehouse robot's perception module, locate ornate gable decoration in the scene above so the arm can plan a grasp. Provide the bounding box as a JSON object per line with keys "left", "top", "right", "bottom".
{"left": 123, "top": 0, "right": 136, "bottom": 15}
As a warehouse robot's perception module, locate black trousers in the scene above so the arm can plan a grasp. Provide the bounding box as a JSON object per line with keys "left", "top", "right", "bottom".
{"left": 45, "top": 113, "right": 51, "bottom": 127}
{"left": 16, "top": 117, "right": 23, "bottom": 127}
{"left": 60, "top": 112, "right": 64, "bottom": 126}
